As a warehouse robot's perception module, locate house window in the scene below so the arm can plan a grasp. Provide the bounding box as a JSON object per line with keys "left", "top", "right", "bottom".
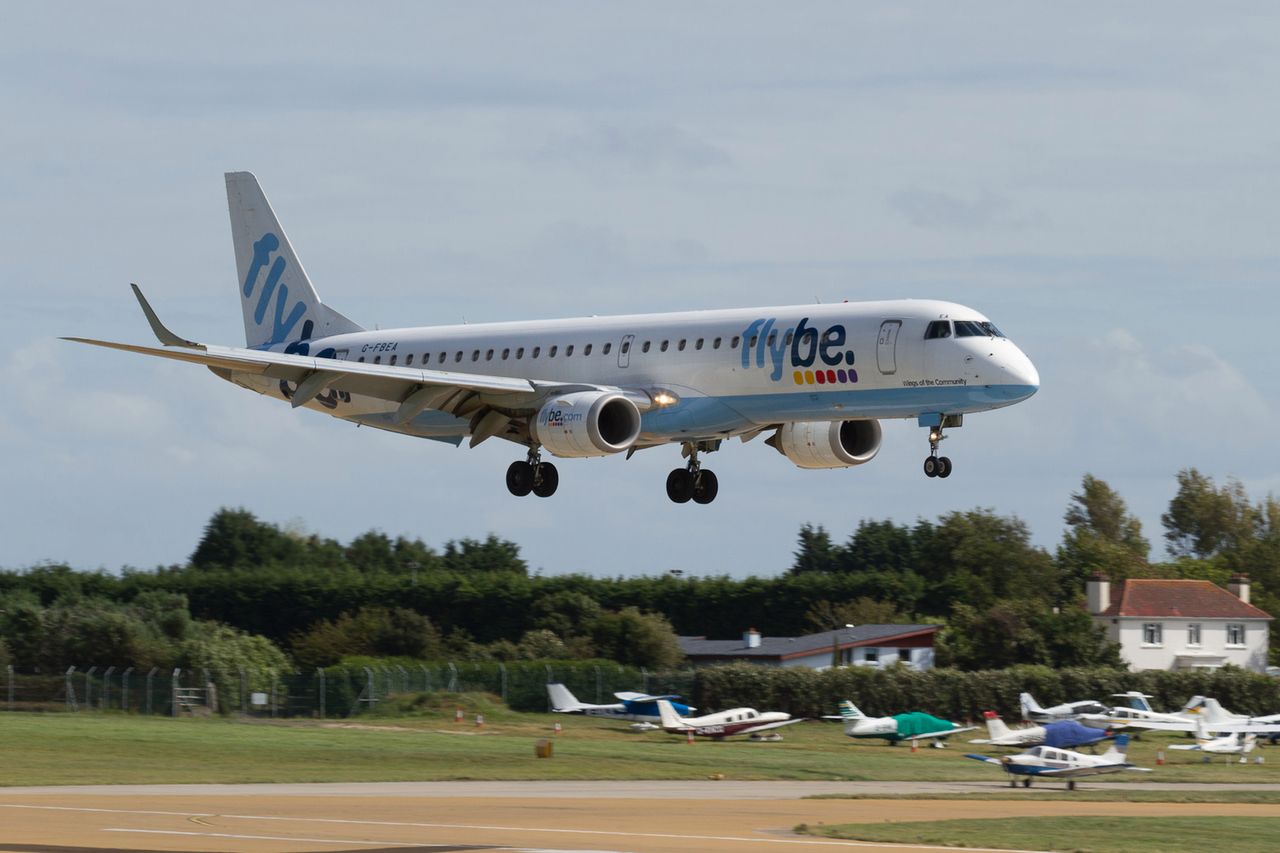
{"left": 863, "top": 648, "right": 879, "bottom": 663}
{"left": 1227, "top": 623, "right": 1246, "bottom": 646}
{"left": 1187, "top": 623, "right": 1202, "bottom": 646}
{"left": 1143, "top": 623, "right": 1163, "bottom": 646}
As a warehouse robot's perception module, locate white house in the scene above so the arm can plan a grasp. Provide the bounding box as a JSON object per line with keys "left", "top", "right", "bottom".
{"left": 1087, "top": 573, "right": 1271, "bottom": 672}
{"left": 677, "top": 625, "right": 939, "bottom": 671}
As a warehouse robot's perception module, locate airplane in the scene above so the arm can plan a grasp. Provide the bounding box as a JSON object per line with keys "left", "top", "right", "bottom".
{"left": 1102, "top": 694, "right": 1280, "bottom": 736}
{"left": 1018, "top": 692, "right": 1108, "bottom": 723}
{"left": 546, "top": 682, "right": 694, "bottom": 729}
{"left": 968, "top": 711, "right": 1112, "bottom": 750}
{"left": 653, "top": 698, "right": 802, "bottom": 740}
{"left": 65, "top": 172, "right": 1040, "bottom": 504}
{"left": 964, "top": 734, "right": 1152, "bottom": 790}
{"left": 829, "top": 700, "right": 976, "bottom": 747}
{"left": 1169, "top": 718, "right": 1258, "bottom": 763}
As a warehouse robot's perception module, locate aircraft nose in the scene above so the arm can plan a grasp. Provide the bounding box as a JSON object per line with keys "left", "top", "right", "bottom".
{"left": 997, "top": 347, "right": 1039, "bottom": 399}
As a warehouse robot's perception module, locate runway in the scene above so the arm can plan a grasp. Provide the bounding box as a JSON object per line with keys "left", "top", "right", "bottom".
{"left": 2, "top": 781, "right": 1279, "bottom": 853}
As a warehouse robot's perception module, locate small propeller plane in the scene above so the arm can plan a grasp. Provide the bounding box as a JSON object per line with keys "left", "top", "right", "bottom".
{"left": 965, "top": 734, "right": 1152, "bottom": 790}
{"left": 1018, "top": 692, "right": 1108, "bottom": 723}
{"left": 1100, "top": 694, "right": 1280, "bottom": 735}
{"left": 1168, "top": 718, "right": 1259, "bottom": 763}
{"left": 654, "top": 698, "right": 802, "bottom": 740}
{"left": 969, "top": 711, "right": 1112, "bottom": 750}
{"left": 828, "top": 700, "right": 975, "bottom": 747}
{"left": 546, "top": 683, "right": 694, "bottom": 729}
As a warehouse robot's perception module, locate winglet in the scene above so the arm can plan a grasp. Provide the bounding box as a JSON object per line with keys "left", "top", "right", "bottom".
{"left": 131, "top": 284, "right": 204, "bottom": 349}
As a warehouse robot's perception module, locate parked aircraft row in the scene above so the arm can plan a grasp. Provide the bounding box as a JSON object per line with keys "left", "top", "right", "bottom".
{"left": 1023, "top": 691, "right": 1280, "bottom": 736}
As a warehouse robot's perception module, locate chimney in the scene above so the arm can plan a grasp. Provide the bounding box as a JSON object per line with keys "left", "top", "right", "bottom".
{"left": 1229, "top": 574, "right": 1251, "bottom": 605}
{"left": 1086, "top": 573, "right": 1110, "bottom": 615}
{"left": 743, "top": 628, "right": 761, "bottom": 649}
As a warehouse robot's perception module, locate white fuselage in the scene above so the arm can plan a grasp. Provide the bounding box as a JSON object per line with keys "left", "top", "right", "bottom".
{"left": 230, "top": 299, "right": 1039, "bottom": 444}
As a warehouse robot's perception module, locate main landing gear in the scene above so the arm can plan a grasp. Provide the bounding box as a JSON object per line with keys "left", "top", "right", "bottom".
{"left": 666, "top": 442, "right": 719, "bottom": 505}
{"left": 506, "top": 448, "right": 558, "bottom": 498}
{"left": 922, "top": 425, "right": 953, "bottom": 479}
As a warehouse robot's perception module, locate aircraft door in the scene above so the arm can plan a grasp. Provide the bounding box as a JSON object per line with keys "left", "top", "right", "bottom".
{"left": 618, "top": 334, "right": 634, "bottom": 368}
{"left": 877, "top": 320, "right": 901, "bottom": 375}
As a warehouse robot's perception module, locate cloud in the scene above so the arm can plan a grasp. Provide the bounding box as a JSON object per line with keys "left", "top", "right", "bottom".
{"left": 532, "top": 121, "right": 731, "bottom": 174}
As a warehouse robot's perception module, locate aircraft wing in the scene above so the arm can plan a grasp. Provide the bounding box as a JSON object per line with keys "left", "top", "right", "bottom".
{"left": 963, "top": 754, "right": 1005, "bottom": 766}
{"left": 1034, "top": 764, "right": 1151, "bottom": 779}
{"left": 65, "top": 286, "right": 658, "bottom": 446}
{"left": 740, "top": 718, "right": 805, "bottom": 735}
{"left": 614, "top": 692, "right": 683, "bottom": 702}
{"left": 908, "top": 726, "right": 978, "bottom": 741}
{"left": 1103, "top": 719, "right": 1195, "bottom": 733}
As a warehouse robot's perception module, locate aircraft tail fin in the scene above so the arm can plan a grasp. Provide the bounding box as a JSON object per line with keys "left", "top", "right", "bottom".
{"left": 1019, "top": 692, "right": 1045, "bottom": 720}
{"left": 983, "top": 710, "right": 1012, "bottom": 741}
{"left": 546, "top": 683, "right": 584, "bottom": 713}
{"left": 1101, "top": 733, "right": 1130, "bottom": 763}
{"left": 655, "top": 699, "right": 686, "bottom": 730}
{"left": 838, "top": 700, "right": 865, "bottom": 721}
{"left": 225, "top": 171, "right": 364, "bottom": 348}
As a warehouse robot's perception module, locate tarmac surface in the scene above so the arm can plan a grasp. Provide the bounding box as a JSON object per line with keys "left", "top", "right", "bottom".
{"left": 2, "top": 781, "right": 1279, "bottom": 853}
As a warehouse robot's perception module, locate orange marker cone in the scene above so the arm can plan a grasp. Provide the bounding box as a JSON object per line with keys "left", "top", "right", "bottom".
{"left": 1156, "top": 749, "right": 1165, "bottom": 766}
{"left": 686, "top": 729, "right": 695, "bottom": 745}
{"left": 455, "top": 707, "right": 463, "bottom": 723}
{"left": 476, "top": 713, "right": 485, "bottom": 728}
{"left": 910, "top": 738, "right": 918, "bottom": 753}
{"left": 553, "top": 722, "right": 562, "bottom": 736}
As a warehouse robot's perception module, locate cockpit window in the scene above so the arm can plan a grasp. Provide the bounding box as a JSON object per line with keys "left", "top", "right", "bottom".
{"left": 925, "top": 320, "right": 952, "bottom": 340}
{"left": 954, "top": 320, "right": 1002, "bottom": 337}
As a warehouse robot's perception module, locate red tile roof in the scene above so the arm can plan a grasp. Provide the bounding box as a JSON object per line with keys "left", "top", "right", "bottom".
{"left": 1101, "top": 579, "right": 1271, "bottom": 620}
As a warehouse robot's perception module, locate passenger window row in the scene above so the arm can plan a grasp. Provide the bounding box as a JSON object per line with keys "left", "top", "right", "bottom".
{"left": 356, "top": 335, "right": 743, "bottom": 364}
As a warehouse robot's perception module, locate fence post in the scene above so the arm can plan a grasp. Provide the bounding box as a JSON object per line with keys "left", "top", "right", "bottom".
{"left": 317, "top": 668, "right": 326, "bottom": 719}
{"left": 121, "top": 667, "right": 133, "bottom": 712}
{"left": 171, "top": 668, "right": 181, "bottom": 717}
{"left": 7, "top": 664, "right": 13, "bottom": 711}
{"left": 145, "top": 667, "right": 157, "bottom": 715}
{"left": 104, "top": 666, "right": 117, "bottom": 710}
{"left": 595, "top": 666, "right": 603, "bottom": 703}
{"left": 270, "top": 670, "right": 278, "bottom": 718}
{"left": 65, "top": 666, "right": 77, "bottom": 712}
{"left": 420, "top": 664, "right": 431, "bottom": 692}
{"left": 239, "top": 668, "right": 247, "bottom": 713}
{"left": 362, "top": 666, "right": 375, "bottom": 711}
{"left": 447, "top": 662, "right": 458, "bottom": 692}
{"left": 642, "top": 666, "right": 649, "bottom": 694}
{"left": 499, "top": 663, "right": 507, "bottom": 703}
{"left": 395, "top": 665, "right": 408, "bottom": 694}
{"left": 84, "top": 666, "right": 97, "bottom": 711}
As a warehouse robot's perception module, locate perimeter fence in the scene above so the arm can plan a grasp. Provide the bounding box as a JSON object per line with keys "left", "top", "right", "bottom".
{"left": 0, "top": 662, "right": 697, "bottom": 719}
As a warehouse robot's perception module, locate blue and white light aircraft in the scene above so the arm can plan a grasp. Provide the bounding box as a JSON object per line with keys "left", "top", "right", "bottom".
{"left": 67, "top": 173, "right": 1040, "bottom": 503}
{"left": 965, "top": 735, "right": 1152, "bottom": 790}
{"left": 546, "top": 683, "right": 695, "bottom": 726}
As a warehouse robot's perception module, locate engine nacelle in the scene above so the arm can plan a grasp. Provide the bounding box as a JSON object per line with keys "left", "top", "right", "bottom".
{"left": 770, "top": 419, "right": 882, "bottom": 469}
{"left": 531, "top": 391, "right": 642, "bottom": 458}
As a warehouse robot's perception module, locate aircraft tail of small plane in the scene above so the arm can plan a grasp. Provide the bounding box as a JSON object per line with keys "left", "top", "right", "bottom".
{"left": 655, "top": 699, "right": 687, "bottom": 730}
{"left": 225, "top": 171, "right": 364, "bottom": 349}
{"left": 546, "top": 683, "right": 586, "bottom": 713}
{"left": 1019, "top": 692, "right": 1045, "bottom": 720}
{"left": 982, "top": 710, "right": 1012, "bottom": 741}
{"left": 838, "top": 700, "right": 865, "bottom": 723}
{"left": 1100, "top": 734, "right": 1131, "bottom": 763}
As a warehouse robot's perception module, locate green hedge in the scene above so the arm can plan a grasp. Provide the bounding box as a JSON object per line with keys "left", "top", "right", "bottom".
{"left": 695, "top": 663, "right": 1280, "bottom": 721}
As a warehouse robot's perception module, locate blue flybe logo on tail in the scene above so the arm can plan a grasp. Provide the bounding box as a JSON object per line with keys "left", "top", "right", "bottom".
{"left": 243, "top": 232, "right": 307, "bottom": 345}
{"left": 741, "top": 317, "right": 858, "bottom": 386}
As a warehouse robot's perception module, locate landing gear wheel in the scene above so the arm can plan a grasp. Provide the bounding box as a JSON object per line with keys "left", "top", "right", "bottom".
{"left": 666, "top": 468, "right": 694, "bottom": 503}
{"left": 937, "top": 456, "right": 953, "bottom": 479}
{"left": 506, "top": 461, "right": 534, "bottom": 496}
{"left": 532, "top": 462, "right": 559, "bottom": 497}
{"left": 692, "top": 470, "right": 719, "bottom": 504}
{"left": 923, "top": 456, "right": 940, "bottom": 478}
{"left": 1067, "top": 780, "right": 1076, "bottom": 791}
{"left": 1021, "top": 778, "right": 1032, "bottom": 788}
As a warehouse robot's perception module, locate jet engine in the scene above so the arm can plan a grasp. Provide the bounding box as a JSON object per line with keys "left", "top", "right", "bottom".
{"left": 531, "top": 391, "right": 642, "bottom": 458}
{"left": 768, "top": 419, "right": 882, "bottom": 469}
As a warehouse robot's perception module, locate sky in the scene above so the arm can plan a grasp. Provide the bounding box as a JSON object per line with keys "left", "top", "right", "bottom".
{"left": 2, "top": 3, "right": 1279, "bottom": 578}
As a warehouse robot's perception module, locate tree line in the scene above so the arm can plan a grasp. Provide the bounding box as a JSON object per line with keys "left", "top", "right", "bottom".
{"left": 1, "top": 468, "right": 1276, "bottom": 674}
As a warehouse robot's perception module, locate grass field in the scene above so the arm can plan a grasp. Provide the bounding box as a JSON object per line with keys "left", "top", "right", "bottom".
{"left": 798, "top": 816, "right": 1280, "bottom": 853}
{"left": 2, "top": 694, "right": 1279, "bottom": 787}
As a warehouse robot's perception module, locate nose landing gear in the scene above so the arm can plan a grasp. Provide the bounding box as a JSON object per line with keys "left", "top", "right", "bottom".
{"left": 507, "top": 447, "right": 559, "bottom": 497}
{"left": 666, "top": 442, "right": 719, "bottom": 504}
{"left": 923, "top": 424, "right": 953, "bottom": 479}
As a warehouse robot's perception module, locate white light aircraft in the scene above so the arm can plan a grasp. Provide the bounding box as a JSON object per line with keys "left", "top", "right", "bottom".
{"left": 1019, "top": 692, "right": 1108, "bottom": 723}
{"left": 66, "top": 173, "right": 1040, "bottom": 503}
{"left": 653, "top": 698, "right": 802, "bottom": 740}
{"left": 969, "top": 711, "right": 1111, "bottom": 750}
{"left": 965, "top": 734, "right": 1152, "bottom": 790}
{"left": 829, "top": 700, "right": 976, "bottom": 746}
{"left": 1169, "top": 718, "right": 1258, "bottom": 763}
{"left": 1103, "top": 694, "right": 1280, "bottom": 736}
